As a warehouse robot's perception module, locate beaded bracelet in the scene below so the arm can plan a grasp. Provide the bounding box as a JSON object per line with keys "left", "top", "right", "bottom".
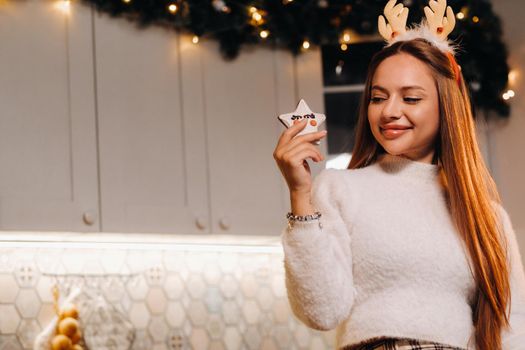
{"left": 286, "top": 211, "right": 323, "bottom": 230}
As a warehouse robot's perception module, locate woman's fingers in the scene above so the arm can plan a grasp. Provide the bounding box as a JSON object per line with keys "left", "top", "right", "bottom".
{"left": 276, "top": 119, "right": 309, "bottom": 150}
{"left": 274, "top": 127, "right": 327, "bottom": 160}
{"left": 281, "top": 130, "right": 327, "bottom": 158}
{"left": 284, "top": 143, "right": 324, "bottom": 165}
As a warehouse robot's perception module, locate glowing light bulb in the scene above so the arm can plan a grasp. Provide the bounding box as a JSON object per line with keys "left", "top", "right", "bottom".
{"left": 192, "top": 35, "right": 199, "bottom": 44}
{"left": 507, "top": 89, "right": 515, "bottom": 98}
{"left": 302, "top": 40, "right": 310, "bottom": 49}
{"left": 260, "top": 30, "right": 269, "bottom": 39}
{"left": 249, "top": 6, "right": 257, "bottom": 13}
{"left": 335, "top": 60, "right": 344, "bottom": 75}
{"left": 340, "top": 43, "right": 348, "bottom": 51}
{"left": 472, "top": 16, "right": 479, "bottom": 23}
{"left": 252, "top": 12, "right": 262, "bottom": 21}
{"left": 342, "top": 31, "right": 351, "bottom": 43}
{"left": 168, "top": 4, "right": 178, "bottom": 13}
{"left": 123, "top": 0, "right": 131, "bottom": 3}
{"left": 456, "top": 12, "right": 465, "bottom": 20}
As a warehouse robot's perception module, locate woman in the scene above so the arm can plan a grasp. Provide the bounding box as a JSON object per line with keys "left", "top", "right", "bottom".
{"left": 272, "top": 1, "right": 525, "bottom": 349}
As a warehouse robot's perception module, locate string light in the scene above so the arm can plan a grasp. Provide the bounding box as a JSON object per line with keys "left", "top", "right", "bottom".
{"left": 338, "top": 29, "right": 353, "bottom": 52}
{"left": 302, "top": 40, "right": 310, "bottom": 50}
{"left": 168, "top": 4, "right": 178, "bottom": 13}
{"left": 341, "top": 30, "right": 351, "bottom": 43}
{"left": 335, "top": 60, "right": 344, "bottom": 75}
{"left": 283, "top": 0, "right": 293, "bottom": 3}
{"left": 249, "top": 7, "right": 265, "bottom": 26}
{"left": 123, "top": 0, "right": 131, "bottom": 3}
{"left": 192, "top": 35, "right": 199, "bottom": 44}
{"left": 472, "top": 16, "right": 479, "bottom": 23}
{"left": 502, "top": 89, "right": 515, "bottom": 100}
{"left": 55, "top": 0, "right": 71, "bottom": 14}
{"left": 252, "top": 12, "right": 262, "bottom": 22}
{"left": 259, "top": 30, "right": 269, "bottom": 39}
{"left": 456, "top": 12, "right": 465, "bottom": 20}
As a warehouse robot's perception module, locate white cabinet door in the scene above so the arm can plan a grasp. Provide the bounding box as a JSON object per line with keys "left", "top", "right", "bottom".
{"left": 93, "top": 13, "right": 207, "bottom": 233}
{"left": 0, "top": 1, "right": 99, "bottom": 231}
{"left": 195, "top": 41, "right": 325, "bottom": 236}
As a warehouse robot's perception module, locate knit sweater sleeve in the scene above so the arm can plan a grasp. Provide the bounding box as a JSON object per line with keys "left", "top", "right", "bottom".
{"left": 494, "top": 203, "right": 525, "bottom": 349}
{"left": 281, "top": 168, "right": 357, "bottom": 331}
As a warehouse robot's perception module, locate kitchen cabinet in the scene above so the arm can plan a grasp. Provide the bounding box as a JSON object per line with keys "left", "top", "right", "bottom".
{"left": 0, "top": 1, "right": 326, "bottom": 235}
{"left": 0, "top": 1, "right": 99, "bottom": 231}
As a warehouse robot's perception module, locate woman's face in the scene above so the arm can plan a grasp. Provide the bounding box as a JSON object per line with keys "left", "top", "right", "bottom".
{"left": 368, "top": 52, "right": 440, "bottom": 164}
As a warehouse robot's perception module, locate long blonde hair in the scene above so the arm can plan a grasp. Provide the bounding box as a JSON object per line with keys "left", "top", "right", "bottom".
{"left": 348, "top": 38, "right": 511, "bottom": 349}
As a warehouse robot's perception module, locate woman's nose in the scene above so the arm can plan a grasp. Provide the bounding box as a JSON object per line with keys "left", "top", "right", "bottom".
{"left": 382, "top": 96, "right": 403, "bottom": 118}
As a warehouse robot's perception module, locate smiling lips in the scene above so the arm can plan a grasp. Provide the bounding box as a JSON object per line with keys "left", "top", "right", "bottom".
{"left": 380, "top": 125, "right": 413, "bottom": 139}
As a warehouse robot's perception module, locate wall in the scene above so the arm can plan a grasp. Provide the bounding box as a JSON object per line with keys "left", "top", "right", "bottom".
{"left": 489, "top": 0, "right": 525, "bottom": 256}
{"left": 0, "top": 235, "right": 336, "bottom": 350}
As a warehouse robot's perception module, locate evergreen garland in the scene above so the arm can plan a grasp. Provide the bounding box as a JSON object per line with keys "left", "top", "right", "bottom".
{"left": 82, "top": 0, "right": 512, "bottom": 117}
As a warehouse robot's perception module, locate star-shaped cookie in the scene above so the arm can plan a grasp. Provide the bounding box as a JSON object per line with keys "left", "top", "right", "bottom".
{"left": 278, "top": 99, "right": 326, "bottom": 145}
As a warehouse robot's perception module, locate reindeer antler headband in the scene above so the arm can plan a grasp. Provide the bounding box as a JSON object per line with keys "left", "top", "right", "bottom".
{"left": 378, "top": 0, "right": 461, "bottom": 83}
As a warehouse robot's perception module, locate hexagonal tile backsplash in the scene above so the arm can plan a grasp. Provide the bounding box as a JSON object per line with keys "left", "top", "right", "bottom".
{"left": 0, "top": 244, "right": 335, "bottom": 349}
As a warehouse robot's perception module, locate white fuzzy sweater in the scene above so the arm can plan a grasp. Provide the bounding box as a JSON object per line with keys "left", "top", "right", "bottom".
{"left": 281, "top": 153, "right": 525, "bottom": 349}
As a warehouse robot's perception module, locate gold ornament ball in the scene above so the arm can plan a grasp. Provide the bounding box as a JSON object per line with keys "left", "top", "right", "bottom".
{"left": 57, "top": 317, "right": 79, "bottom": 338}
{"left": 60, "top": 303, "right": 79, "bottom": 319}
{"left": 51, "top": 334, "right": 72, "bottom": 350}
{"left": 70, "top": 329, "right": 82, "bottom": 344}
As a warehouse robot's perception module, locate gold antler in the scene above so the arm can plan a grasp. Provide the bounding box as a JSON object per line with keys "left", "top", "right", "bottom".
{"left": 424, "top": 0, "right": 456, "bottom": 40}
{"left": 378, "top": 0, "right": 409, "bottom": 41}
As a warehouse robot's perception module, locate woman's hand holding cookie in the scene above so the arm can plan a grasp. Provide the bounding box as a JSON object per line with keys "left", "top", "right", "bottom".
{"left": 273, "top": 119, "right": 327, "bottom": 195}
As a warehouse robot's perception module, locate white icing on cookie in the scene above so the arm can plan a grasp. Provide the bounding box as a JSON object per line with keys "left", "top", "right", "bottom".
{"left": 278, "top": 99, "right": 326, "bottom": 145}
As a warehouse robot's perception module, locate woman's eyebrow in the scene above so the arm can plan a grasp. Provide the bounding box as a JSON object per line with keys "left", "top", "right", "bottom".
{"left": 371, "top": 85, "right": 426, "bottom": 92}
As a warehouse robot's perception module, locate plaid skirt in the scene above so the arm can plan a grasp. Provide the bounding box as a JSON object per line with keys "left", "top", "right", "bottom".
{"left": 341, "top": 337, "right": 467, "bottom": 350}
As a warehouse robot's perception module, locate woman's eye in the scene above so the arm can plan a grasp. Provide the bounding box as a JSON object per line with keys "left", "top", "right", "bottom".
{"left": 370, "top": 97, "right": 421, "bottom": 103}
{"left": 370, "top": 97, "right": 384, "bottom": 103}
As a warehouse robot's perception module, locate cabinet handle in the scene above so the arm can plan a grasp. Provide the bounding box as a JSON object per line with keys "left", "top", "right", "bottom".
{"left": 195, "top": 217, "right": 207, "bottom": 230}
{"left": 82, "top": 211, "right": 97, "bottom": 226}
{"left": 219, "top": 217, "right": 230, "bottom": 230}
